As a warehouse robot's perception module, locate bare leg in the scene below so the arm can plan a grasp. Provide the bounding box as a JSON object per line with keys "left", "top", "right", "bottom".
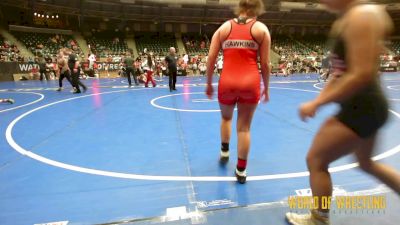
{"left": 236, "top": 103, "right": 258, "bottom": 160}
{"left": 355, "top": 135, "right": 400, "bottom": 194}
{"left": 234, "top": 102, "right": 258, "bottom": 183}
{"left": 287, "top": 117, "right": 361, "bottom": 224}
{"left": 306, "top": 117, "right": 361, "bottom": 213}
{"left": 287, "top": 117, "right": 400, "bottom": 225}
{"left": 219, "top": 103, "right": 235, "bottom": 144}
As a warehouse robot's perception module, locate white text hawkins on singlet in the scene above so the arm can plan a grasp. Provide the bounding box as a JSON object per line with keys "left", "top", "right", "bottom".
{"left": 222, "top": 40, "right": 258, "bottom": 50}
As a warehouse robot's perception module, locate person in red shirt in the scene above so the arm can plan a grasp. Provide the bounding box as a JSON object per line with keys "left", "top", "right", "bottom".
{"left": 206, "top": 0, "right": 271, "bottom": 183}
{"left": 31, "top": 66, "right": 39, "bottom": 80}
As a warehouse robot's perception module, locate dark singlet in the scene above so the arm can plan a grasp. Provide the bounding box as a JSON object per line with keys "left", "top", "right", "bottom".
{"left": 331, "top": 35, "right": 389, "bottom": 138}
{"left": 68, "top": 53, "right": 79, "bottom": 71}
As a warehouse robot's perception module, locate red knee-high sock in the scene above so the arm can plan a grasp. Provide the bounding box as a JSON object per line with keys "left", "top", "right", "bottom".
{"left": 237, "top": 158, "right": 247, "bottom": 171}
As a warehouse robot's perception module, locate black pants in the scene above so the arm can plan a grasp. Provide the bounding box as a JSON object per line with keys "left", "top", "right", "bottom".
{"left": 126, "top": 67, "right": 138, "bottom": 86}
{"left": 59, "top": 70, "right": 72, "bottom": 88}
{"left": 39, "top": 70, "right": 50, "bottom": 81}
{"left": 88, "top": 69, "right": 95, "bottom": 77}
{"left": 71, "top": 69, "right": 87, "bottom": 92}
{"left": 168, "top": 70, "right": 177, "bottom": 90}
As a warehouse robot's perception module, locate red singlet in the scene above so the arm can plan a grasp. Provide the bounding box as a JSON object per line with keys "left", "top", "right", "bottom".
{"left": 218, "top": 19, "right": 260, "bottom": 105}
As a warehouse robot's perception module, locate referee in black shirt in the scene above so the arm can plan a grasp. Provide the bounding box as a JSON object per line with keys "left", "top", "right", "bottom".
{"left": 124, "top": 53, "right": 138, "bottom": 87}
{"left": 67, "top": 49, "right": 87, "bottom": 94}
{"left": 165, "top": 47, "right": 178, "bottom": 91}
{"left": 38, "top": 56, "right": 49, "bottom": 81}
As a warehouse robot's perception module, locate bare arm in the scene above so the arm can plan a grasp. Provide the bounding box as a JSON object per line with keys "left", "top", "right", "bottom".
{"left": 75, "top": 60, "right": 80, "bottom": 70}
{"left": 206, "top": 21, "right": 230, "bottom": 85}
{"left": 206, "top": 30, "right": 221, "bottom": 85}
{"left": 258, "top": 24, "right": 271, "bottom": 91}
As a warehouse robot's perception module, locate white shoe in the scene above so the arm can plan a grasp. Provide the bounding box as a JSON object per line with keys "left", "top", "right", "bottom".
{"left": 235, "top": 168, "right": 247, "bottom": 184}
{"left": 220, "top": 150, "right": 229, "bottom": 158}
{"left": 286, "top": 212, "right": 329, "bottom": 225}
{"left": 219, "top": 150, "right": 229, "bottom": 164}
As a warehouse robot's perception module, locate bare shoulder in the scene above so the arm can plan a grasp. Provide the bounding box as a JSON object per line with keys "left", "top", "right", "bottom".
{"left": 346, "top": 4, "right": 392, "bottom": 35}
{"left": 253, "top": 21, "right": 269, "bottom": 32}
{"left": 252, "top": 21, "right": 270, "bottom": 38}
{"left": 215, "top": 20, "right": 232, "bottom": 41}
{"left": 347, "top": 4, "right": 388, "bottom": 23}
{"left": 251, "top": 21, "right": 270, "bottom": 44}
{"left": 220, "top": 20, "right": 231, "bottom": 30}
{"left": 219, "top": 21, "right": 232, "bottom": 33}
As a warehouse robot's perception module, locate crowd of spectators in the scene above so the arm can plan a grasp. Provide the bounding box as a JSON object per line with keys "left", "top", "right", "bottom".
{"left": 2, "top": 31, "right": 400, "bottom": 78}
{"left": 0, "top": 36, "right": 23, "bottom": 62}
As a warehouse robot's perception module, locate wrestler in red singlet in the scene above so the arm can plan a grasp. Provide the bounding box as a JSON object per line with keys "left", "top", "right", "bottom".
{"left": 206, "top": 0, "right": 271, "bottom": 184}
{"left": 218, "top": 19, "right": 261, "bottom": 105}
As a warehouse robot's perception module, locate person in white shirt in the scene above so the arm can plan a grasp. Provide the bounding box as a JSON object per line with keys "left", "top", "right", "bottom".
{"left": 217, "top": 57, "right": 223, "bottom": 75}
{"left": 88, "top": 53, "right": 96, "bottom": 70}
{"left": 199, "top": 62, "right": 206, "bottom": 76}
{"left": 183, "top": 54, "right": 189, "bottom": 64}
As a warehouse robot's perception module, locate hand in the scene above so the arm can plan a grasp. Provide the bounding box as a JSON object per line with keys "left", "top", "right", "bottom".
{"left": 260, "top": 88, "right": 269, "bottom": 103}
{"left": 73, "top": 68, "right": 78, "bottom": 73}
{"left": 206, "top": 84, "right": 214, "bottom": 99}
{"left": 299, "top": 101, "right": 319, "bottom": 122}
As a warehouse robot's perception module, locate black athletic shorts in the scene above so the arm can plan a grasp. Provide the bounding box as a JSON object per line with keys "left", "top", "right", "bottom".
{"left": 335, "top": 84, "right": 389, "bottom": 138}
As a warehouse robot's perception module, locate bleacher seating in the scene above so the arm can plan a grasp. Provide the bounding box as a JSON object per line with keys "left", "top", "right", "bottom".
{"left": 271, "top": 35, "right": 311, "bottom": 57}
{"left": 0, "top": 35, "right": 23, "bottom": 62}
{"left": 271, "top": 35, "right": 332, "bottom": 61}
{"left": 135, "top": 33, "right": 177, "bottom": 55}
{"left": 86, "top": 36, "right": 128, "bottom": 57}
{"left": 296, "top": 36, "right": 330, "bottom": 55}
{"left": 12, "top": 31, "right": 82, "bottom": 57}
{"left": 182, "top": 34, "right": 209, "bottom": 55}
{"left": 391, "top": 40, "right": 400, "bottom": 54}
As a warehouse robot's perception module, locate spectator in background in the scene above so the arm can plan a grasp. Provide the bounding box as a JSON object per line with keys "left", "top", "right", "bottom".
{"left": 88, "top": 53, "right": 96, "bottom": 70}
{"left": 3, "top": 40, "right": 9, "bottom": 48}
{"left": 199, "top": 62, "right": 206, "bottom": 76}
{"left": 217, "top": 57, "right": 223, "bottom": 76}
{"left": 106, "top": 55, "right": 113, "bottom": 63}
{"left": 113, "top": 37, "right": 120, "bottom": 45}
{"left": 31, "top": 63, "right": 40, "bottom": 80}
{"left": 161, "top": 62, "right": 167, "bottom": 77}
{"left": 183, "top": 53, "right": 189, "bottom": 65}
{"left": 113, "top": 55, "right": 121, "bottom": 62}
{"left": 200, "top": 40, "right": 206, "bottom": 49}
{"left": 70, "top": 39, "right": 76, "bottom": 47}
{"left": 87, "top": 53, "right": 96, "bottom": 78}
{"left": 192, "top": 61, "right": 198, "bottom": 75}
{"left": 46, "top": 58, "right": 55, "bottom": 80}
